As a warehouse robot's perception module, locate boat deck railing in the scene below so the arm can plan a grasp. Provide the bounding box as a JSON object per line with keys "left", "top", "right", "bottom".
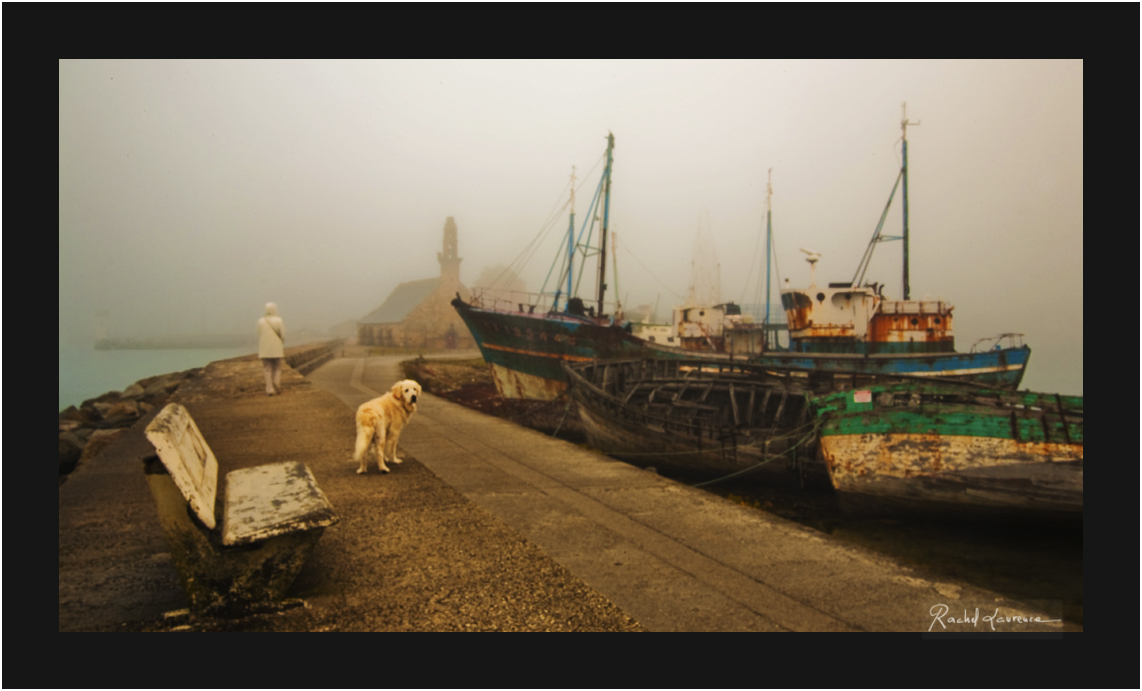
{"left": 564, "top": 356, "right": 1016, "bottom": 397}
{"left": 469, "top": 287, "right": 622, "bottom": 319}
{"left": 970, "top": 333, "right": 1026, "bottom": 353}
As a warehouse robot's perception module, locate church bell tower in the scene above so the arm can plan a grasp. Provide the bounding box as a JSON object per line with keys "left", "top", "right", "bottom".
{"left": 438, "top": 216, "right": 462, "bottom": 287}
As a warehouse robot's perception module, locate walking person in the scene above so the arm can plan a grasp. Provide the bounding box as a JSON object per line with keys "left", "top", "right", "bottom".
{"left": 258, "top": 302, "right": 286, "bottom": 395}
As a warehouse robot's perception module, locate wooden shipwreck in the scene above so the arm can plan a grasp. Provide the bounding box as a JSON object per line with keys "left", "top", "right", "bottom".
{"left": 811, "top": 383, "right": 1083, "bottom": 518}
{"left": 562, "top": 358, "right": 825, "bottom": 482}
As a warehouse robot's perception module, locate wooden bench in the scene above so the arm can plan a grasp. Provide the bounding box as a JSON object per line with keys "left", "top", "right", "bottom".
{"left": 143, "top": 403, "right": 339, "bottom": 617}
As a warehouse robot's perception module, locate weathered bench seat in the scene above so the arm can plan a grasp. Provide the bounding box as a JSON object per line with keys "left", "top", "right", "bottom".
{"left": 144, "top": 403, "right": 338, "bottom": 616}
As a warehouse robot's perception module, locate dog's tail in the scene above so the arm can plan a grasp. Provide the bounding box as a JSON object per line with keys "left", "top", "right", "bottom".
{"left": 353, "top": 408, "right": 384, "bottom": 462}
{"left": 353, "top": 418, "right": 375, "bottom": 463}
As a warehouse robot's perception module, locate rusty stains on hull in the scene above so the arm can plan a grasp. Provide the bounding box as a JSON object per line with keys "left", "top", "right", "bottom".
{"left": 490, "top": 363, "right": 567, "bottom": 401}
{"left": 820, "top": 433, "right": 1083, "bottom": 515}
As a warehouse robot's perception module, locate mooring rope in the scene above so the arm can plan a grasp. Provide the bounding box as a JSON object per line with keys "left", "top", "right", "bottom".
{"left": 550, "top": 398, "right": 573, "bottom": 438}
{"left": 690, "top": 418, "right": 825, "bottom": 488}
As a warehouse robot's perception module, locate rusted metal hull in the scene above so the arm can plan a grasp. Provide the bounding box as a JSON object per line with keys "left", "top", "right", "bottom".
{"left": 453, "top": 298, "right": 691, "bottom": 400}
{"left": 747, "top": 347, "right": 1031, "bottom": 389}
{"left": 813, "top": 383, "right": 1083, "bottom": 517}
{"left": 455, "top": 295, "right": 1030, "bottom": 402}
{"left": 488, "top": 362, "right": 568, "bottom": 400}
{"left": 636, "top": 331, "right": 1030, "bottom": 388}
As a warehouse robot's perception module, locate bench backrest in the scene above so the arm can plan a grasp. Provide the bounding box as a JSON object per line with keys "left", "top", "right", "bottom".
{"left": 145, "top": 403, "right": 219, "bottom": 529}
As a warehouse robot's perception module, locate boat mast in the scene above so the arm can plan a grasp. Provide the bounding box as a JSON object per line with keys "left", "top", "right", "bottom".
{"left": 901, "top": 102, "right": 920, "bottom": 301}
{"left": 567, "top": 166, "right": 575, "bottom": 310}
{"left": 596, "top": 132, "right": 615, "bottom": 316}
{"left": 764, "top": 168, "right": 773, "bottom": 325}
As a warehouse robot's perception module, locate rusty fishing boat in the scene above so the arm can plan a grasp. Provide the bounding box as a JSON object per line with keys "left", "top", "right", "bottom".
{"left": 738, "top": 105, "right": 1030, "bottom": 387}
{"left": 455, "top": 109, "right": 1030, "bottom": 402}
{"left": 811, "top": 382, "right": 1083, "bottom": 517}
{"left": 631, "top": 106, "right": 1031, "bottom": 386}
{"left": 453, "top": 132, "right": 678, "bottom": 401}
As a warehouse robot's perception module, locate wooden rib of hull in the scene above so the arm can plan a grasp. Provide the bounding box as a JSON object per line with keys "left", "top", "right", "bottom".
{"left": 574, "top": 399, "right": 796, "bottom": 479}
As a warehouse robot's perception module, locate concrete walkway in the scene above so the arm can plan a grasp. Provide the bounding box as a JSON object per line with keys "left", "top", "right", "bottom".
{"left": 309, "top": 355, "right": 1078, "bottom": 632}
{"left": 59, "top": 351, "right": 642, "bottom": 632}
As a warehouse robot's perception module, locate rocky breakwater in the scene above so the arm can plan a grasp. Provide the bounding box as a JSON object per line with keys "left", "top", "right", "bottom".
{"left": 58, "top": 369, "right": 203, "bottom": 483}
{"left": 58, "top": 339, "right": 345, "bottom": 483}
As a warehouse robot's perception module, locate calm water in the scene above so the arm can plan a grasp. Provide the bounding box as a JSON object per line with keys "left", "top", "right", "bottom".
{"left": 58, "top": 341, "right": 254, "bottom": 411}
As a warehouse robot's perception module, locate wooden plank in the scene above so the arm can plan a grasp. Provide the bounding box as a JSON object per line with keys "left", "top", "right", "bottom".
{"left": 729, "top": 383, "right": 740, "bottom": 426}
{"left": 773, "top": 389, "right": 789, "bottom": 424}
{"left": 1055, "top": 393, "right": 1072, "bottom": 445}
{"left": 672, "top": 399, "right": 720, "bottom": 412}
{"left": 758, "top": 389, "right": 772, "bottom": 424}
{"left": 222, "top": 461, "right": 338, "bottom": 546}
{"left": 145, "top": 403, "right": 220, "bottom": 529}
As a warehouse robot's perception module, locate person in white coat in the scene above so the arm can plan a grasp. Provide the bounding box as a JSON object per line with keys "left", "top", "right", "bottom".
{"left": 257, "top": 302, "right": 286, "bottom": 395}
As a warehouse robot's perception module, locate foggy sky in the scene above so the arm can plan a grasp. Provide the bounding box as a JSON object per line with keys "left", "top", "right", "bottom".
{"left": 59, "top": 60, "right": 1083, "bottom": 393}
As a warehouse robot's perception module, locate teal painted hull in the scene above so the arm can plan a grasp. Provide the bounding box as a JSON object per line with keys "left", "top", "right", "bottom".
{"left": 456, "top": 296, "right": 1033, "bottom": 399}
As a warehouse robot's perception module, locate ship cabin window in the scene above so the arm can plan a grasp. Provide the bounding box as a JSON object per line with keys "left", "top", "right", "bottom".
{"left": 816, "top": 293, "right": 826, "bottom": 302}
{"left": 667, "top": 337, "right": 675, "bottom": 343}
{"left": 648, "top": 336, "right": 656, "bottom": 342}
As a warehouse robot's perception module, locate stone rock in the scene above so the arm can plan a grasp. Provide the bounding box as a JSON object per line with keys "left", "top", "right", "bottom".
{"left": 120, "top": 383, "right": 146, "bottom": 400}
{"left": 79, "top": 403, "right": 104, "bottom": 423}
{"left": 83, "top": 390, "right": 120, "bottom": 408}
{"left": 94, "top": 399, "right": 140, "bottom": 428}
{"left": 142, "top": 370, "right": 196, "bottom": 399}
{"left": 59, "top": 432, "right": 84, "bottom": 474}
{"left": 77, "top": 428, "right": 127, "bottom": 466}
{"left": 60, "top": 405, "right": 98, "bottom": 426}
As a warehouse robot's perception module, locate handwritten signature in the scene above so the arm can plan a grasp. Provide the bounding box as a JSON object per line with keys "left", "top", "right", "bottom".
{"left": 928, "top": 604, "right": 1061, "bottom": 632}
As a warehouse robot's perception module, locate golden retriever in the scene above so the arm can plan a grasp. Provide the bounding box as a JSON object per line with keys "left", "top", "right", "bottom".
{"left": 354, "top": 379, "right": 421, "bottom": 474}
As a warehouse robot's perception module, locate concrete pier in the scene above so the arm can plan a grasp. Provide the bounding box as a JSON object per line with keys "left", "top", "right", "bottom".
{"left": 308, "top": 354, "right": 1078, "bottom": 633}
{"left": 59, "top": 350, "right": 1079, "bottom": 632}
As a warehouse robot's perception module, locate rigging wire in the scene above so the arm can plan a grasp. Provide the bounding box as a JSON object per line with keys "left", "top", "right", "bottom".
{"left": 486, "top": 187, "right": 569, "bottom": 291}
{"left": 571, "top": 169, "right": 607, "bottom": 297}
{"left": 739, "top": 214, "right": 765, "bottom": 306}
{"left": 851, "top": 169, "right": 903, "bottom": 287}
{"left": 616, "top": 235, "right": 685, "bottom": 301}
{"left": 575, "top": 152, "right": 605, "bottom": 194}
{"left": 768, "top": 217, "right": 784, "bottom": 319}
{"left": 484, "top": 150, "right": 605, "bottom": 292}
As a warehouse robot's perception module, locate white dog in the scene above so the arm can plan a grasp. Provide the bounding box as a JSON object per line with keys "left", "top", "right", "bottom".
{"left": 354, "top": 379, "right": 422, "bottom": 474}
